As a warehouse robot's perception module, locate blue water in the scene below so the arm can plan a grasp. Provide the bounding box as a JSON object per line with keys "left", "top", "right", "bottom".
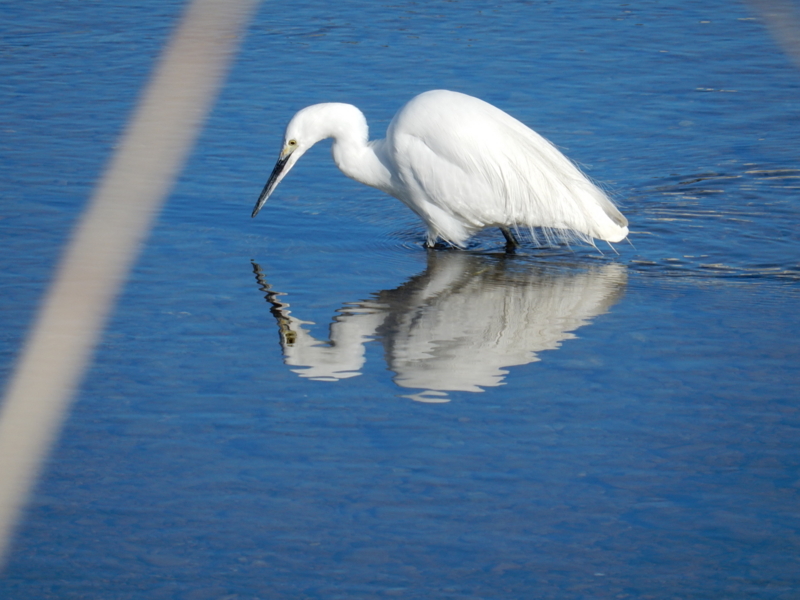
{"left": 2, "top": 1, "right": 800, "bottom": 598}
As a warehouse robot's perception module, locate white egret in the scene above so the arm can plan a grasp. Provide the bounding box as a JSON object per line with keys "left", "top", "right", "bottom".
{"left": 252, "top": 90, "right": 628, "bottom": 248}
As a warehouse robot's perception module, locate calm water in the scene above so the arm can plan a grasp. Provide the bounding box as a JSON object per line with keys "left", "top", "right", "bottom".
{"left": 2, "top": 1, "right": 800, "bottom": 598}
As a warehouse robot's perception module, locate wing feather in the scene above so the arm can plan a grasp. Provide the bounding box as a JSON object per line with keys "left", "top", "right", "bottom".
{"left": 386, "top": 90, "right": 627, "bottom": 245}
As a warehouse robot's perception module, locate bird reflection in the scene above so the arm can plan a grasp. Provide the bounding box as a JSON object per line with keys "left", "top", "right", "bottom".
{"left": 252, "top": 253, "right": 627, "bottom": 402}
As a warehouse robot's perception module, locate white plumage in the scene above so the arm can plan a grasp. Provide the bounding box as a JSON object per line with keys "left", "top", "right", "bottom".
{"left": 252, "top": 90, "right": 628, "bottom": 248}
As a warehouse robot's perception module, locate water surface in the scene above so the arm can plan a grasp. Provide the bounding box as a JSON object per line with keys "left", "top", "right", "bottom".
{"left": 1, "top": 1, "right": 799, "bottom": 598}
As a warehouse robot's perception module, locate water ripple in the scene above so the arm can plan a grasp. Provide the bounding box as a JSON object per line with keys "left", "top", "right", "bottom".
{"left": 624, "top": 164, "right": 800, "bottom": 284}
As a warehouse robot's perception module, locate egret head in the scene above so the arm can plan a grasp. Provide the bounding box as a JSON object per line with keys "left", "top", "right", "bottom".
{"left": 251, "top": 103, "right": 368, "bottom": 218}
{"left": 251, "top": 105, "right": 342, "bottom": 218}
{"left": 251, "top": 134, "right": 306, "bottom": 218}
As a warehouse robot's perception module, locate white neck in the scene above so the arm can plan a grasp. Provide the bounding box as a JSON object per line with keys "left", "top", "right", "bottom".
{"left": 291, "top": 103, "right": 395, "bottom": 194}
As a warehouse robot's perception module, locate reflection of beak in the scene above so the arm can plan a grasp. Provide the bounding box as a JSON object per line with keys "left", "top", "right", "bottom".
{"left": 252, "top": 150, "right": 292, "bottom": 218}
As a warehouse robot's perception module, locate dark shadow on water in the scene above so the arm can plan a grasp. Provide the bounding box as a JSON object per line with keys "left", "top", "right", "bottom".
{"left": 253, "top": 251, "right": 627, "bottom": 402}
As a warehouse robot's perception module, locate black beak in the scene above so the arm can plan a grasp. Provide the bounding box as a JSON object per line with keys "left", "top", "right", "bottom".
{"left": 252, "top": 153, "right": 291, "bottom": 218}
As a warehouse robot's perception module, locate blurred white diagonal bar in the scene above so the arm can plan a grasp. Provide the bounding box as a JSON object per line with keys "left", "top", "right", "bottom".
{"left": 0, "top": 0, "right": 258, "bottom": 567}
{"left": 747, "top": 0, "right": 800, "bottom": 70}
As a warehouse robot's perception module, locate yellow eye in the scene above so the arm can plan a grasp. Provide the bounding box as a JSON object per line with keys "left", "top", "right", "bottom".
{"left": 287, "top": 139, "right": 297, "bottom": 147}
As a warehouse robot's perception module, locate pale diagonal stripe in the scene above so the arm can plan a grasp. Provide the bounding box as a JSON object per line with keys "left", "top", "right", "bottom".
{"left": 0, "top": 0, "right": 258, "bottom": 567}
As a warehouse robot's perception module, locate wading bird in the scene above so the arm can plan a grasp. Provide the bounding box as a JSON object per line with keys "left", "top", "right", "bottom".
{"left": 252, "top": 90, "right": 628, "bottom": 249}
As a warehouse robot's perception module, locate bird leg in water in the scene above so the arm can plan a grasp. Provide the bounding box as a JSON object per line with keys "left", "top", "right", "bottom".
{"left": 500, "top": 227, "right": 520, "bottom": 252}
